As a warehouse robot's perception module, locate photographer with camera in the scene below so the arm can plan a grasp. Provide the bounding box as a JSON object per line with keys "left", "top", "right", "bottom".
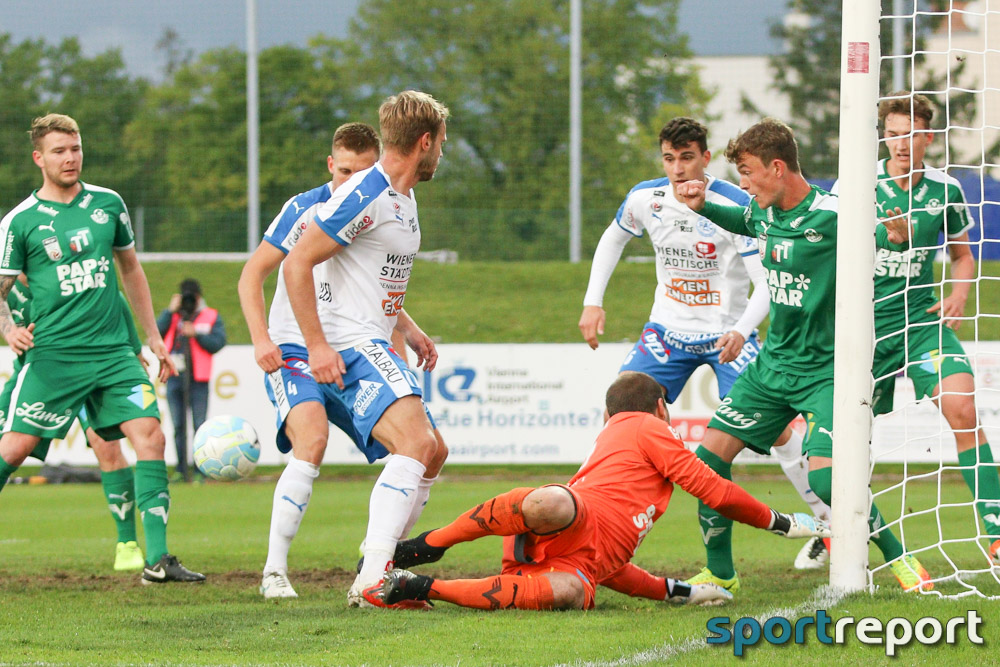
{"left": 157, "top": 279, "right": 226, "bottom": 482}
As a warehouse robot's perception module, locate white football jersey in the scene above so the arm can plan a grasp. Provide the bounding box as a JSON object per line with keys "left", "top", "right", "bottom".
{"left": 615, "top": 175, "right": 757, "bottom": 337}
{"left": 263, "top": 181, "right": 336, "bottom": 346}
{"left": 312, "top": 162, "right": 421, "bottom": 350}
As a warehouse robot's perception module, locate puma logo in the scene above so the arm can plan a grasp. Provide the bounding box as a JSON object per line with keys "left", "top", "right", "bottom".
{"left": 38, "top": 221, "right": 55, "bottom": 232}
{"left": 354, "top": 190, "right": 371, "bottom": 204}
{"left": 282, "top": 495, "right": 307, "bottom": 513}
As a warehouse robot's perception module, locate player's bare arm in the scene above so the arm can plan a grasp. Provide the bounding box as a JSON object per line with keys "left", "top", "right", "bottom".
{"left": 283, "top": 222, "right": 346, "bottom": 387}
{"left": 926, "top": 233, "right": 974, "bottom": 330}
{"left": 578, "top": 305, "right": 606, "bottom": 350}
{"left": 0, "top": 275, "right": 34, "bottom": 354}
{"left": 395, "top": 308, "right": 437, "bottom": 371}
{"left": 114, "top": 247, "right": 176, "bottom": 382}
{"left": 675, "top": 180, "right": 707, "bottom": 212}
{"left": 237, "top": 242, "right": 286, "bottom": 372}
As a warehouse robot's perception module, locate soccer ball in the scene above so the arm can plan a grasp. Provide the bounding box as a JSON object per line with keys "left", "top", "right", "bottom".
{"left": 192, "top": 415, "right": 260, "bottom": 481}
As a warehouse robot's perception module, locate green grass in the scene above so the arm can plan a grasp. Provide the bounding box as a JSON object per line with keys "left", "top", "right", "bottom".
{"left": 1, "top": 468, "right": 996, "bottom": 666}
{"left": 137, "top": 259, "right": 1000, "bottom": 345}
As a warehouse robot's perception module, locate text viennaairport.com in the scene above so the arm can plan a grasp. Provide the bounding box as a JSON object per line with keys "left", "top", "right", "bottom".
{"left": 707, "top": 610, "right": 984, "bottom": 656}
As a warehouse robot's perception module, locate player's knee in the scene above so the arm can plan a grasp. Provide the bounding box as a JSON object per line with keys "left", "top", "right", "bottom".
{"left": 523, "top": 486, "right": 576, "bottom": 534}
{"left": 291, "top": 434, "right": 327, "bottom": 466}
{"left": 944, "top": 396, "right": 979, "bottom": 431}
{"left": 426, "top": 434, "right": 448, "bottom": 477}
{"left": 548, "top": 574, "right": 586, "bottom": 610}
{"left": 396, "top": 429, "right": 439, "bottom": 468}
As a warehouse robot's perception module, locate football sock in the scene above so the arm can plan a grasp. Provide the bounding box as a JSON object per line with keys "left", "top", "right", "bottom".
{"left": 772, "top": 430, "right": 831, "bottom": 521}
{"left": 358, "top": 455, "right": 426, "bottom": 584}
{"left": 425, "top": 487, "right": 535, "bottom": 548}
{"left": 957, "top": 444, "right": 1000, "bottom": 535}
{"left": 695, "top": 446, "right": 735, "bottom": 580}
{"left": 600, "top": 563, "right": 669, "bottom": 600}
{"left": 808, "top": 465, "right": 904, "bottom": 562}
{"left": 399, "top": 474, "right": 437, "bottom": 540}
{"left": 430, "top": 574, "right": 556, "bottom": 610}
{"left": 101, "top": 467, "right": 138, "bottom": 544}
{"left": 135, "top": 460, "right": 170, "bottom": 564}
{"left": 0, "top": 457, "right": 17, "bottom": 494}
{"left": 264, "top": 456, "right": 320, "bottom": 573}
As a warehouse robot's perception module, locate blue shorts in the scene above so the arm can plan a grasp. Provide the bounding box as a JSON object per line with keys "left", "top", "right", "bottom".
{"left": 619, "top": 322, "right": 761, "bottom": 403}
{"left": 264, "top": 342, "right": 434, "bottom": 463}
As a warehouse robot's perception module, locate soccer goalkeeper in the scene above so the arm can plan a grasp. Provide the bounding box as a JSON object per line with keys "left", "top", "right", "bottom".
{"left": 367, "top": 371, "right": 827, "bottom": 610}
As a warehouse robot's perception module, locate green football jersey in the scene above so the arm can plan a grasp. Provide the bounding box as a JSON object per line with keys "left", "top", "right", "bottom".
{"left": 872, "top": 159, "right": 973, "bottom": 336}
{"left": 0, "top": 182, "right": 136, "bottom": 359}
{"left": 701, "top": 186, "right": 840, "bottom": 377}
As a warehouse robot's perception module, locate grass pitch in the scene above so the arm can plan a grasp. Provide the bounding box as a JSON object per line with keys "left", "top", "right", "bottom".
{"left": 0, "top": 466, "right": 995, "bottom": 666}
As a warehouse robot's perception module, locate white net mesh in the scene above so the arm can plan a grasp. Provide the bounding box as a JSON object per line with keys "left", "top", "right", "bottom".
{"left": 868, "top": 0, "right": 1000, "bottom": 597}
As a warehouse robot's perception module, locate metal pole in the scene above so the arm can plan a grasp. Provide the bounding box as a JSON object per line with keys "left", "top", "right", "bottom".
{"left": 831, "top": 0, "right": 881, "bottom": 594}
{"left": 569, "top": 0, "right": 582, "bottom": 263}
{"left": 246, "top": 0, "right": 260, "bottom": 251}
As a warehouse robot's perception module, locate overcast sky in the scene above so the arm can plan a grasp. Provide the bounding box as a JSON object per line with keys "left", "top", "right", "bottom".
{"left": 2, "top": 0, "right": 786, "bottom": 80}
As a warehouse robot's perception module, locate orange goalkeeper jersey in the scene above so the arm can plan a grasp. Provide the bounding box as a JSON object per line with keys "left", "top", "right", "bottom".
{"left": 567, "top": 411, "right": 769, "bottom": 582}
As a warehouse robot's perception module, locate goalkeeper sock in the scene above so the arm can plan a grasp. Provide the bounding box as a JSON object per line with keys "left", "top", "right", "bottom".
{"left": 101, "top": 467, "right": 138, "bottom": 544}
{"left": 957, "top": 444, "right": 1000, "bottom": 536}
{"left": 695, "top": 446, "right": 735, "bottom": 580}
{"left": 425, "top": 487, "right": 535, "bottom": 548}
{"left": 431, "top": 574, "right": 557, "bottom": 610}
{"left": 264, "top": 456, "right": 320, "bottom": 573}
{"left": 0, "top": 457, "right": 17, "bottom": 494}
{"left": 772, "top": 430, "right": 831, "bottom": 521}
{"left": 809, "top": 465, "right": 904, "bottom": 562}
{"left": 399, "top": 474, "right": 437, "bottom": 540}
{"left": 135, "top": 460, "right": 170, "bottom": 564}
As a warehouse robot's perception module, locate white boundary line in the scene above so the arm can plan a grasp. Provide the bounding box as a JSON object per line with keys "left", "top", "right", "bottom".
{"left": 553, "top": 585, "right": 848, "bottom": 667}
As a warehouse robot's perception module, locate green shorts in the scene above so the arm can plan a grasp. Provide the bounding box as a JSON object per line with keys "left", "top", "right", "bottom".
{"left": 3, "top": 353, "right": 158, "bottom": 442}
{"left": 872, "top": 323, "right": 972, "bottom": 416}
{"left": 707, "top": 359, "right": 834, "bottom": 459}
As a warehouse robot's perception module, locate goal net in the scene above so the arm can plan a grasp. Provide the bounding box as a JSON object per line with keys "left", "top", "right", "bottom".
{"left": 846, "top": 0, "right": 1000, "bottom": 598}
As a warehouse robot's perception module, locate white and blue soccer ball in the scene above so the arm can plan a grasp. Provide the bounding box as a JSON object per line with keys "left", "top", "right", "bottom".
{"left": 193, "top": 415, "right": 260, "bottom": 481}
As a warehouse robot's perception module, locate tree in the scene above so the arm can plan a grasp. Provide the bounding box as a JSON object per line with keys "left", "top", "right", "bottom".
{"left": 742, "top": 0, "right": 980, "bottom": 179}
{"left": 0, "top": 35, "right": 144, "bottom": 212}
{"left": 340, "top": 0, "right": 707, "bottom": 259}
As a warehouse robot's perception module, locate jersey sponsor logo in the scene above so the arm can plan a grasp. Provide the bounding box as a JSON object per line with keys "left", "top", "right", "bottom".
{"left": 726, "top": 340, "right": 760, "bottom": 373}
{"left": 914, "top": 182, "right": 929, "bottom": 202}
{"left": 381, "top": 291, "right": 406, "bottom": 316}
{"left": 317, "top": 281, "right": 332, "bottom": 302}
{"left": 650, "top": 200, "right": 662, "bottom": 212}
{"left": 340, "top": 215, "right": 374, "bottom": 243}
{"left": 665, "top": 278, "right": 721, "bottom": 307}
{"left": 36, "top": 204, "right": 60, "bottom": 217}
{"left": 393, "top": 201, "right": 403, "bottom": 223}
{"left": 38, "top": 221, "right": 56, "bottom": 233}
{"left": 790, "top": 216, "right": 805, "bottom": 229}
{"left": 696, "top": 219, "right": 715, "bottom": 238}
{"left": 804, "top": 228, "right": 823, "bottom": 243}
{"left": 874, "top": 247, "right": 928, "bottom": 277}
{"left": 653, "top": 190, "right": 666, "bottom": 197}
{"left": 672, "top": 218, "right": 694, "bottom": 233}
{"left": 90, "top": 208, "right": 109, "bottom": 224}
{"left": 56, "top": 257, "right": 110, "bottom": 295}
{"left": 767, "top": 269, "right": 810, "bottom": 307}
{"left": 713, "top": 396, "right": 759, "bottom": 430}
{"left": 78, "top": 193, "right": 93, "bottom": 209}
{"left": 127, "top": 384, "right": 157, "bottom": 410}
{"left": 381, "top": 252, "right": 416, "bottom": 283}
{"left": 654, "top": 245, "right": 718, "bottom": 271}
{"left": 353, "top": 189, "right": 371, "bottom": 204}
{"left": 632, "top": 504, "right": 657, "bottom": 550}
{"left": 743, "top": 206, "right": 753, "bottom": 222}
{"left": 67, "top": 228, "right": 93, "bottom": 253}
{"left": 407, "top": 217, "right": 418, "bottom": 233}
{"left": 43, "top": 236, "right": 63, "bottom": 261}
{"left": 14, "top": 402, "right": 72, "bottom": 431}
{"left": 353, "top": 379, "right": 383, "bottom": 416}
{"left": 694, "top": 241, "right": 716, "bottom": 259}
{"left": 925, "top": 198, "right": 944, "bottom": 215}
{"left": 280, "top": 220, "right": 309, "bottom": 252}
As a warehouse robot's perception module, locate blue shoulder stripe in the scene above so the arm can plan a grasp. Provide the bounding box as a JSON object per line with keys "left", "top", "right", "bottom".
{"left": 614, "top": 177, "right": 671, "bottom": 222}
{"left": 708, "top": 178, "right": 750, "bottom": 206}
{"left": 264, "top": 182, "right": 333, "bottom": 252}
{"left": 316, "top": 168, "right": 390, "bottom": 243}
